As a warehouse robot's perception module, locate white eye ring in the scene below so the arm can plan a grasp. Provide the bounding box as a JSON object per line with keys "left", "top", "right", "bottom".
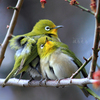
{"left": 40, "top": 44, "right": 44, "bottom": 49}
{"left": 45, "top": 26, "right": 50, "bottom": 31}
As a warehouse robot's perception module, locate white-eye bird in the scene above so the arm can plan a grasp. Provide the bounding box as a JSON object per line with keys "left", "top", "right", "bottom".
{"left": 3, "top": 36, "right": 41, "bottom": 87}
{"left": 37, "top": 36, "right": 100, "bottom": 98}
{"left": 37, "top": 36, "right": 88, "bottom": 80}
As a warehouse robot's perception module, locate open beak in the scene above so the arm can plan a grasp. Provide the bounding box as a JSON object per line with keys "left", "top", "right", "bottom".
{"left": 53, "top": 25, "right": 64, "bottom": 29}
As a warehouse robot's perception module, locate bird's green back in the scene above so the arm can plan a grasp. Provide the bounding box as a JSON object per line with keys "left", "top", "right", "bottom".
{"left": 53, "top": 41, "right": 88, "bottom": 78}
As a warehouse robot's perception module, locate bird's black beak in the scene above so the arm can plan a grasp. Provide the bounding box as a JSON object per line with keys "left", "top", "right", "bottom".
{"left": 53, "top": 25, "right": 64, "bottom": 29}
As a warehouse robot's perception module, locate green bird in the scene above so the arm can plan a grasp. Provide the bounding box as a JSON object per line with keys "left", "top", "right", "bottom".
{"left": 37, "top": 36, "right": 100, "bottom": 99}
{"left": 3, "top": 19, "right": 63, "bottom": 86}
{"left": 3, "top": 36, "right": 41, "bottom": 87}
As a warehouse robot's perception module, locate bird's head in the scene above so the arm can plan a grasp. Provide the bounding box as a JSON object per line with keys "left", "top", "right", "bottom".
{"left": 37, "top": 36, "right": 57, "bottom": 58}
{"left": 33, "top": 19, "right": 63, "bottom": 38}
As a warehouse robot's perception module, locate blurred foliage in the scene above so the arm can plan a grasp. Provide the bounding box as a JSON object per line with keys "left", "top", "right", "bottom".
{"left": 0, "top": 0, "right": 100, "bottom": 100}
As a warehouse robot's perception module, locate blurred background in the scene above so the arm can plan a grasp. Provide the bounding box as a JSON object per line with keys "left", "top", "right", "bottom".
{"left": 0, "top": 0, "right": 100, "bottom": 100}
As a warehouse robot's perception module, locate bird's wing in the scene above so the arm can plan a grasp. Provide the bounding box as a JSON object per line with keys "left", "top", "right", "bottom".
{"left": 10, "top": 35, "right": 27, "bottom": 50}
{"left": 58, "top": 42, "right": 88, "bottom": 78}
{"left": 15, "top": 41, "right": 38, "bottom": 76}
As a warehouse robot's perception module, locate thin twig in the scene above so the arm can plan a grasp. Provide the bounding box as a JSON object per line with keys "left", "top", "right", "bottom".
{"left": 88, "top": 0, "right": 100, "bottom": 79}
{"left": 70, "top": 56, "right": 92, "bottom": 79}
{"left": 7, "top": 6, "right": 18, "bottom": 10}
{"left": 0, "top": 0, "right": 24, "bottom": 66}
{"left": 65, "top": 0, "right": 94, "bottom": 15}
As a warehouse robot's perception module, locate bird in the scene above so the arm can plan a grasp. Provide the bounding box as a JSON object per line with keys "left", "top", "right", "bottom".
{"left": 2, "top": 36, "right": 41, "bottom": 87}
{"left": 37, "top": 36, "right": 98, "bottom": 97}
{"left": 37, "top": 36, "right": 88, "bottom": 80}
{"left": 3, "top": 19, "right": 63, "bottom": 86}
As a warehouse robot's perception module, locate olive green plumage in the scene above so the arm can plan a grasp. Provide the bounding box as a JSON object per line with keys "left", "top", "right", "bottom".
{"left": 3, "top": 37, "right": 40, "bottom": 87}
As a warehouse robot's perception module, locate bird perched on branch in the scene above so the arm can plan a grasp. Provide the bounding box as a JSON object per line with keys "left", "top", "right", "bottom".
{"left": 3, "top": 36, "right": 41, "bottom": 87}
{"left": 37, "top": 36, "right": 100, "bottom": 97}
{"left": 37, "top": 36, "right": 88, "bottom": 80}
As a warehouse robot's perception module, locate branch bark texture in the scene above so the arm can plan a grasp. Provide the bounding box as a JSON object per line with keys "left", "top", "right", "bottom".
{"left": 0, "top": 78, "right": 97, "bottom": 87}
{"left": 0, "top": 0, "right": 24, "bottom": 66}
{"left": 88, "top": 0, "right": 100, "bottom": 78}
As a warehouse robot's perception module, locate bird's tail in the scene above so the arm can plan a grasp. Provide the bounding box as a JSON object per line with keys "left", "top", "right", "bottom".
{"left": 2, "top": 68, "right": 17, "bottom": 87}
{"left": 78, "top": 85, "right": 89, "bottom": 97}
{"left": 79, "top": 85, "right": 100, "bottom": 100}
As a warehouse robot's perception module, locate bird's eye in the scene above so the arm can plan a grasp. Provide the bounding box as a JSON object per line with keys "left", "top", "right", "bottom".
{"left": 45, "top": 26, "right": 50, "bottom": 31}
{"left": 40, "top": 44, "right": 44, "bottom": 49}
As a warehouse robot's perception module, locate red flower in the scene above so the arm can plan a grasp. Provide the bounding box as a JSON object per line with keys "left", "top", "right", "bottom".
{"left": 40, "top": 0, "right": 46, "bottom": 8}
{"left": 90, "top": 0, "right": 96, "bottom": 13}
{"left": 93, "top": 70, "right": 100, "bottom": 89}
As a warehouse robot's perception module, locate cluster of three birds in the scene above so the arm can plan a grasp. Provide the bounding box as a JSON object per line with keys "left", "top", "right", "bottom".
{"left": 3, "top": 19, "right": 90, "bottom": 96}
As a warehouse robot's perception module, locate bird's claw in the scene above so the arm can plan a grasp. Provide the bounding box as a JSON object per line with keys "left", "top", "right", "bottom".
{"left": 56, "top": 79, "right": 65, "bottom": 88}
{"left": 55, "top": 79, "right": 61, "bottom": 88}
{"left": 39, "top": 78, "right": 47, "bottom": 86}
{"left": 28, "top": 78, "right": 34, "bottom": 86}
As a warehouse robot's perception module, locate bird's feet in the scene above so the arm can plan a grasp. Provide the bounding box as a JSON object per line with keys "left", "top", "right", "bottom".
{"left": 28, "top": 78, "right": 34, "bottom": 86}
{"left": 39, "top": 78, "right": 48, "bottom": 86}
{"left": 56, "top": 79, "right": 61, "bottom": 88}
{"left": 56, "top": 79, "right": 65, "bottom": 88}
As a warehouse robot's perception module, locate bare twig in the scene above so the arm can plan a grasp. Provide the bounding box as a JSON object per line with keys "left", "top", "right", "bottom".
{"left": 65, "top": 0, "right": 94, "bottom": 15}
{"left": 88, "top": 0, "right": 100, "bottom": 79}
{"left": 7, "top": 6, "right": 18, "bottom": 10}
{"left": 0, "top": 0, "right": 24, "bottom": 66}
{"left": 70, "top": 56, "right": 92, "bottom": 79}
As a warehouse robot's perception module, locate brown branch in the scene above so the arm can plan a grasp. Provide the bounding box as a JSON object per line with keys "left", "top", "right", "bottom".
{"left": 65, "top": 0, "right": 94, "bottom": 15}
{"left": 70, "top": 56, "right": 92, "bottom": 79}
{"left": 88, "top": 0, "right": 100, "bottom": 78}
{"left": 0, "top": 0, "right": 24, "bottom": 66}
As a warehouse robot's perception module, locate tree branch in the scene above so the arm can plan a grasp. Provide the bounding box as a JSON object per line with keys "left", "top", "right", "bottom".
{"left": 70, "top": 56, "right": 92, "bottom": 79}
{"left": 0, "top": 0, "right": 24, "bottom": 66}
{"left": 65, "top": 0, "right": 94, "bottom": 15}
{"left": 88, "top": 0, "right": 100, "bottom": 79}
{"left": 0, "top": 78, "right": 98, "bottom": 87}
